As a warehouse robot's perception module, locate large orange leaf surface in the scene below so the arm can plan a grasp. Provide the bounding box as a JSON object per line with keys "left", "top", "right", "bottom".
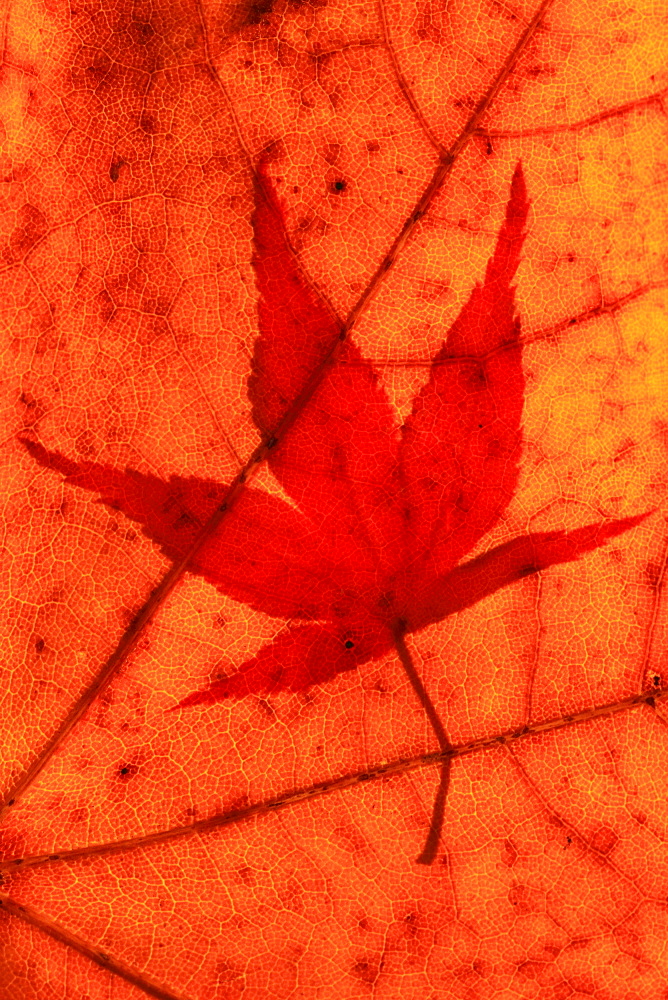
{"left": 1, "top": 0, "right": 667, "bottom": 997}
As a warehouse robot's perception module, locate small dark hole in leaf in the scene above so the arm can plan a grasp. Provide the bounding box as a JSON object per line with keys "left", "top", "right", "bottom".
{"left": 653, "top": 675, "right": 661, "bottom": 687}
{"left": 331, "top": 179, "right": 346, "bottom": 193}
{"left": 120, "top": 767, "right": 129, "bottom": 775}
{"left": 345, "top": 640, "right": 354, "bottom": 648}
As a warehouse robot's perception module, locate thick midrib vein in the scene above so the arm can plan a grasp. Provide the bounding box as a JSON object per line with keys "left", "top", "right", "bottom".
{"left": 0, "top": 0, "right": 554, "bottom": 824}
{"left": 2, "top": 685, "right": 663, "bottom": 875}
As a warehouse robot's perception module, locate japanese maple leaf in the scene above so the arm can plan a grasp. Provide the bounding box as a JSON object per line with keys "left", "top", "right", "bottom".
{"left": 23, "top": 158, "right": 645, "bottom": 862}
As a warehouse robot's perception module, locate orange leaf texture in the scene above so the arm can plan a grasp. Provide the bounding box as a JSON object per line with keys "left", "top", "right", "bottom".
{"left": 2, "top": 0, "right": 668, "bottom": 997}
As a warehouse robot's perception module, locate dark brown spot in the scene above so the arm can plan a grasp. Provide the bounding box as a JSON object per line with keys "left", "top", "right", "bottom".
{"left": 117, "top": 763, "right": 139, "bottom": 781}
{"left": 3, "top": 204, "right": 48, "bottom": 265}
{"left": 109, "top": 157, "right": 125, "bottom": 183}
{"left": 351, "top": 959, "right": 380, "bottom": 984}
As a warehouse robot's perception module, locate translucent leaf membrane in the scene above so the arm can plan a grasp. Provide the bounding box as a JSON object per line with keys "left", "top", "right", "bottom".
{"left": 1, "top": 0, "right": 667, "bottom": 995}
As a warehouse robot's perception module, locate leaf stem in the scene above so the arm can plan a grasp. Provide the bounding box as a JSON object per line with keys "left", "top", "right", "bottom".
{"left": 392, "top": 621, "right": 451, "bottom": 865}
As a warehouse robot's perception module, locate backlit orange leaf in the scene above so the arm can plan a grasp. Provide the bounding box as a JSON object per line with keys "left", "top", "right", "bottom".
{"left": 1, "top": 0, "right": 668, "bottom": 997}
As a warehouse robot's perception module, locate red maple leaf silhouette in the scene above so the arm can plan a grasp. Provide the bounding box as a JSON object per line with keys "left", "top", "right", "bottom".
{"left": 22, "top": 159, "right": 647, "bottom": 862}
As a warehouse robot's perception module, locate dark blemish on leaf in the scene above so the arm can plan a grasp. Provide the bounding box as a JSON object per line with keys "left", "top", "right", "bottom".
{"left": 19, "top": 392, "right": 45, "bottom": 424}
{"left": 256, "top": 698, "right": 275, "bottom": 719}
{"left": 331, "top": 179, "right": 347, "bottom": 193}
{"left": 646, "top": 696, "right": 655, "bottom": 708}
{"left": 653, "top": 675, "right": 661, "bottom": 687}
{"left": 501, "top": 840, "right": 518, "bottom": 867}
{"left": 49, "top": 854, "right": 60, "bottom": 861}
{"left": 486, "top": 139, "right": 494, "bottom": 156}
{"left": 241, "top": 0, "right": 275, "bottom": 27}
{"left": 109, "top": 158, "right": 125, "bottom": 183}
{"left": 117, "top": 763, "right": 139, "bottom": 781}
{"left": 266, "top": 436, "right": 278, "bottom": 449}
{"left": 35, "top": 638, "right": 45, "bottom": 654}
{"left": 345, "top": 640, "right": 354, "bottom": 648}
{"left": 130, "top": 19, "right": 154, "bottom": 43}
{"left": 590, "top": 826, "right": 618, "bottom": 855}
{"left": 366, "top": 140, "right": 380, "bottom": 153}
{"left": 324, "top": 144, "right": 341, "bottom": 165}
{"left": 237, "top": 865, "right": 254, "bottom": 884}
{"left": 351, "top": 960, "right": 380, "bottom": 984}
{"left": 4, "top": 204, "right": 47, "bottom": 264}
{"left": 465, "top": 364, "right": 487, "bottom": 389}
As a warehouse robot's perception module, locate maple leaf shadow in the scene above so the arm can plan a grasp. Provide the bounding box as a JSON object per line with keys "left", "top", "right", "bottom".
{"left": 21, "top": 159, "right": 650, "bottom": 865}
